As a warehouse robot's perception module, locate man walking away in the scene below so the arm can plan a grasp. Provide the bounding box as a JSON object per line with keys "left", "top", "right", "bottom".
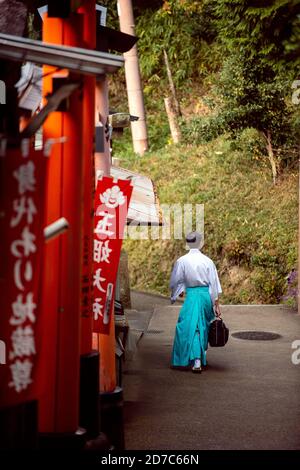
{"left": 170, "top": 232, "right": 222, "bottom": 372}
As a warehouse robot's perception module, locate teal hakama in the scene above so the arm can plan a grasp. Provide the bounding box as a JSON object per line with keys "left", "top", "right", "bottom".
{"left": 171, "top": 286, "right": 215, "bottom": 367}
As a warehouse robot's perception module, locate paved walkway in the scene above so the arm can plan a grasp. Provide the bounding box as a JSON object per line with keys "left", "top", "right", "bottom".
{"left": 123, "top": 300, "right": 300, "bottom": 450}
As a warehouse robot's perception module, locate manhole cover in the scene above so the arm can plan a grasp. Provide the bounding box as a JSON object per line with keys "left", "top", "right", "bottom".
{"left": 231, "top": 331, "right": 281, "bottom": 341}
{"left": 146, "top": 329, "right": 164, "bottom": 334}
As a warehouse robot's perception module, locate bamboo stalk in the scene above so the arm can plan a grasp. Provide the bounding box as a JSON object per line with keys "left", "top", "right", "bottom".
{"left": 164, "top": 96, "right": 181, "bottom": 144}
{"left": 163, "top": 49, "right": 181, "bottom": 117}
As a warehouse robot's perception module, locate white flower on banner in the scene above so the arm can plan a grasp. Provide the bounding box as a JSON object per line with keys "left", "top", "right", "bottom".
{"left": 93, "top": 298, "right": 104, "bottom": 321}
{"left": 9, "top": 359, "right": 33, "bottom": 393}
{"left": 10, "top": 292, "right": 37, "bottom": 326}
{"left": 13, "top": 161, "right": 36, "bottom": 195}
{"left": 100, "top": 186, "right": 125, "bottom": 209}
{"left": 10, "top": 325, "right": 36, "bottom": 359}
{"left": 93, "top": 239, "right": 112, "bottom": 264}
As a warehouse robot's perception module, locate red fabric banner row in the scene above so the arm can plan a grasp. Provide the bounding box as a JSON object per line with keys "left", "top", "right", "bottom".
{"left": 93, "top": 176, "right": 133, "bottom": 334}
{"left": 0, "top": 146, "right": 47, "bottom": 408}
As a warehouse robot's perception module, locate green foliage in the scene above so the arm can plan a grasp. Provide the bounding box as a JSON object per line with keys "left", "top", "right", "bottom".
{"left": 213, "top": 0, "right": 300, "bottom": 74}
{"left": 180, "top": 0, "right": 299, "bottom": 176}
{"left": 135, "top": 0, "right": 221, "bottom": 91}
{"left": 216, "top": 55, "right": 289, "bottom": 136}
{"left": 112, "top": 112, "right": 171, "bottom": 157}
{"left": 229, "top": 128, "right": 265, "bottom": 159}
{"left": 106, "top": 0, "right": 298, "bottom": 304}
{"left": 117, "top": 140, "right": 298, "bottom": 304}
{"left": 181, "top": 116, "right": 222, "bottom": 144}
{"left": 182, "top": 55, "right": 294, "bottom": 145}
{"left": 281, "top": 269, "right": 298, "bottom": 309}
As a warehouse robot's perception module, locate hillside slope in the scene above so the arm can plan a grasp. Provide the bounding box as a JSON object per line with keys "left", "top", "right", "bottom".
{"left": 117, "top": 138, "right": 297, "bottom": 304}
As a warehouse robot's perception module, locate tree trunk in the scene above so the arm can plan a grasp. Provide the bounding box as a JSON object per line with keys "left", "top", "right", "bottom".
{"left": 164, "top": 96, "right": 181, "bottom": 144}
{"left": 262, "top": 130, "right": 277, "bottom": 185}
{"left": 163, "top": 49, "right": 181, "bottom": 117}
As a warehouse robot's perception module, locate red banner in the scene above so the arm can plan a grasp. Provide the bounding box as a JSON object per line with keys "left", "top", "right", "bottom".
{"left": 0, "top": 144, "right": 47, "bottom": 408}
{"left": 93, "top": 176, "right": 133, "bottom": 334}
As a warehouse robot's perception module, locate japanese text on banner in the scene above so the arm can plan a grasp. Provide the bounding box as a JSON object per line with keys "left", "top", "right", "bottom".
{"left": 93, "top": 177, "right": 133, "bottom": 334}
{"left": 0, "top": 147, "right": 46, "bottom": 408}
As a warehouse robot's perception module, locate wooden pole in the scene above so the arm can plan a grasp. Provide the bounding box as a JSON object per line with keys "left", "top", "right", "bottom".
{"left": 94, "top": 77, "right": 117, "bottom": 393}
{"left": 78, "top": 0, "right": 96, "bottom": 357}
{"left": 95, "top": 77, "right": 111, "bottom": 178}
{"left": 117, "top": 0, "right": 148, "bottom": 156}
{"left": 39, "top": 13, "right": 84, "bottom": 435}
{"left": 76, "top": 0, "right": 102, "bottom": 440}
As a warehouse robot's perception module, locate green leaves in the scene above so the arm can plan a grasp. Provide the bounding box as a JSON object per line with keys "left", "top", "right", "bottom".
{"left": 213, "top": 0, "right": 300, "bottom": 72}
{"left": 135, "top": 0, "right": 220, "bottom": 89}
{"left": 181, "top": 1, "right": 298, "bottom": 176}
{"left": 117, "top": 140, "right": 298, "bottom": 304}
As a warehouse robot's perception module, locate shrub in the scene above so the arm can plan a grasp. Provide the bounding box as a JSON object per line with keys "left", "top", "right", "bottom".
{"left": 281, "top": 269, "right": 298, "bottom": 309}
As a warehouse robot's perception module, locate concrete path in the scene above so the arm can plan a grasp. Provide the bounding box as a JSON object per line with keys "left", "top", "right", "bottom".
{"left": 123, "top": 302, "right": 300, "bottom": 450}
{"left": 123, "top": 290, "right": 182, "bottom": 359}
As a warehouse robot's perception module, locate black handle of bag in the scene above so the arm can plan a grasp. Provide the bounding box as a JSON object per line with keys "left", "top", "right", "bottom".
{"left": 214, "top": 308, "right": 222, "bottom": 319}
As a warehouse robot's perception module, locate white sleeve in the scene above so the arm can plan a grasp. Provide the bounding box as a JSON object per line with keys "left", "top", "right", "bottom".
{"left": 209, "top": 262, "right": 222, "bottom": 302}
{"left": 170, "top": 260, "right": 185, "bottom": 302}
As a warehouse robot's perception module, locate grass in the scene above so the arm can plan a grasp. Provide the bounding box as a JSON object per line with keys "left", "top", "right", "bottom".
{"left": 113, "top": 131, "right": 298, "bottom": 304}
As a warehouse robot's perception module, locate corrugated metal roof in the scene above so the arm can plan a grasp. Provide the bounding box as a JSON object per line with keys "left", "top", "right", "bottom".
{"left": 110, "top": 166, "right": 163, "bottom": 226}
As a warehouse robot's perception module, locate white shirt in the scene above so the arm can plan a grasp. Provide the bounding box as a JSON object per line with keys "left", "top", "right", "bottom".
{"left": 169, "top": 248, "right": 222, "bottom": 303}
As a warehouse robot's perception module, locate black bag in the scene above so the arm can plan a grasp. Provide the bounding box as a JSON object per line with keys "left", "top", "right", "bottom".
{"left": 208, "top": 318, "right": 229, "bottom": 347}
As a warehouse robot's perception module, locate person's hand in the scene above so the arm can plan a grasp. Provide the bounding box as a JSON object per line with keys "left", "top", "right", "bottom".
{"left": 215, "top": 303, "right": 221, "bottom": 317}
